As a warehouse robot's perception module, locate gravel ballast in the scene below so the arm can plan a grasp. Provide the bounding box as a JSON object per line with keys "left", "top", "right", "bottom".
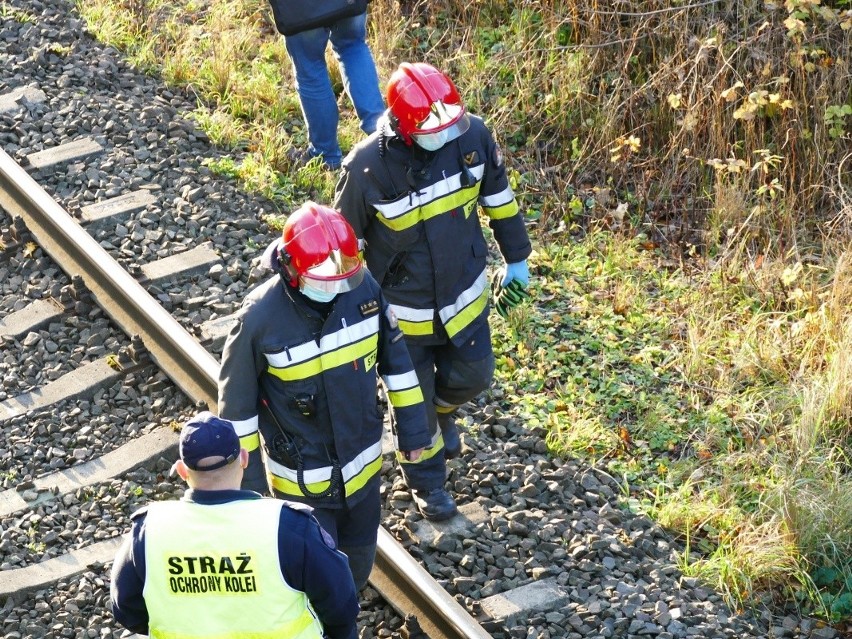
{"left": 0, "top": 0, "right": 844, "bottom": 637}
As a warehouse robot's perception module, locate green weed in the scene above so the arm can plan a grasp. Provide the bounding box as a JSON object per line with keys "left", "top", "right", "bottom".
{"left": 1, "top": 2, "right": 35, "bottom": 22}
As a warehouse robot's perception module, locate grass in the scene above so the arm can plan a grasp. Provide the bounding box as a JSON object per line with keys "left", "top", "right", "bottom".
{"left": 26, "top": 526, "right": 46, "bottom": 556}
{"left": 64, "top": 0, "right": 852, "bottom": 624}
{"left": 1, "top": 1, "right": 36, "bottom": 22}
{"left": 493, "top": 226, "right": 852, "bottom": 619}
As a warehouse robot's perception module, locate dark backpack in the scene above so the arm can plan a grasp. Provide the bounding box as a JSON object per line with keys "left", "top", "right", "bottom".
{"left": 268, "top": 0, "right": 370, "bottom": 36}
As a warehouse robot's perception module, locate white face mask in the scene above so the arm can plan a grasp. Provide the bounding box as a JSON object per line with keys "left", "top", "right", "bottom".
{"left": 414, "top": 128, "right": 450, "bottom": 151}
{"left": 301, "top": 284, "right": 337, "bottom": 303}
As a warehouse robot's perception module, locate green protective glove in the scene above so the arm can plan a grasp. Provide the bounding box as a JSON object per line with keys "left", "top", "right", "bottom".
{"left": 492, "top": 271, "right": 531, "bottom": 318}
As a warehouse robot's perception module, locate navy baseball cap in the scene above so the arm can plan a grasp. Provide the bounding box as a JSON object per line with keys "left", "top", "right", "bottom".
{"left": 178, "top": 412, "right": 240, "bottom": 471}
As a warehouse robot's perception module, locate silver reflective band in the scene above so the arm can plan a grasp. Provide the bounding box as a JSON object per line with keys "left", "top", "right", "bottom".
{"left": 411, "top": 115, "right": 470, "bottom": 150}
{"left": 416, "top": 101, "right": 465, "bottom": 130}
{"left": 299, "top": 267, "right": 364, "bottom": 294}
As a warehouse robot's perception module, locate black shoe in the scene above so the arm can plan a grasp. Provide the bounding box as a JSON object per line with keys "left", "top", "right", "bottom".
{"left": 286, "top": 146, "right": 311, "bottom": 166}
{"left": 438, "top": 414, "right": 461, "bottom": 459}
{"left": 412, "top": 488, "right": 457, "bottom": 521}
{"left": 286, "top": 147, "right": 340, "bottom": 171}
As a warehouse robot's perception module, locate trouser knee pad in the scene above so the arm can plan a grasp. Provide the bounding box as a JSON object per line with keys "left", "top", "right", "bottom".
{"left": 435, "top": 351, "right": 496, "bottom": 407}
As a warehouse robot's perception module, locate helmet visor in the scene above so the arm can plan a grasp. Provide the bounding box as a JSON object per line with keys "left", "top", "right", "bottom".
{"left": 299, "top": 251, "right": 364, "bottom": 294}
{"left": 415, "top": 101, "right": 466, "bottom": 132}
{"left": 411, "top": 112, "right": 470, "bottom": 149}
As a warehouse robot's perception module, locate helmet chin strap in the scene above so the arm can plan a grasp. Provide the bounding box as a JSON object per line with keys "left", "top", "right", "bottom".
{"left": 387, "top": 112, "right": 412, "bottom": 146}
{"left": 277, "top": 249, "right": 299, "bottom": 287}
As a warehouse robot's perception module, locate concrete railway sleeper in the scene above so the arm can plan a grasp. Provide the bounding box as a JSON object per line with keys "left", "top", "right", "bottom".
{"left": 0, "top": 2, "right": 834, "bottom": 635}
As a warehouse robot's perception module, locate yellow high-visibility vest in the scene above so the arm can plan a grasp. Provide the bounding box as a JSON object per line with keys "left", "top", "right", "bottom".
{"left": 143, "top": 499, "right": 323, "bottom": 639}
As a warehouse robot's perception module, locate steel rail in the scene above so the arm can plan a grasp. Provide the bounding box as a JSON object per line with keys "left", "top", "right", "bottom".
{"left": 0, "top": 148, "right": 219, "bottom": 408}
{"left": 373, "top": 527, "right": 492, "bottom": 639}
{"left": 0, "top": 147, "right": 490, "bottom": 639}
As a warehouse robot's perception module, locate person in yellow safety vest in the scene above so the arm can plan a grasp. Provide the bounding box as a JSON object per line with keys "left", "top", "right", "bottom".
{"left": 334, "top": 62, "right": 533, "bottom": 521}
{"left": 110, "top": 412, "right": 360, "bottom": 639}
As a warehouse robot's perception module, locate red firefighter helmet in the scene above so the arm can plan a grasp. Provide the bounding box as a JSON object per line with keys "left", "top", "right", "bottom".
{"left": 386, "top": 62, "right": 470, "bottom": 147}
{"left": 279, "top": 202, "right": 363, "bottom": 294}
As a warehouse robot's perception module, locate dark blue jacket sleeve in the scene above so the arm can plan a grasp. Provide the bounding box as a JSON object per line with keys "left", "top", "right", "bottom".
{"left": 109, "top": 511, "right": 149, "bottom": 634}
{"left": 375, "top": 287, "right": 430, "bottom": 452}
{"left": 218, "top": 311, "right": 270, "bottom": 495}
{"left": 278, "top": 507, "right": 360, "bottom": 639}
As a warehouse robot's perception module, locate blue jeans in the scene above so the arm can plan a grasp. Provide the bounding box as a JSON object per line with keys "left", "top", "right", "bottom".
{"left": 284, "top": 12, "right": 385, "bottom": 168}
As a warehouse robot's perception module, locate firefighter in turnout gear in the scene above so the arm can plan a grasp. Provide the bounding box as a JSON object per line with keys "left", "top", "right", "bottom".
{"left": 110, "top": 412, "right": 360, "bottom": 639}
{"left": 217, "top": 202, "right": 430, "bottom": 589}
{"left": 334, "top": 62, "right": 532, "bottom": 521}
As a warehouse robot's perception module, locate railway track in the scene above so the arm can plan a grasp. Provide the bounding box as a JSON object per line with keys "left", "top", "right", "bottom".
{"left": 0, "top": 147, "right": 492, "bottom": 638}
{"left": 0, "top": 1, "right": 837, "bottom": 636}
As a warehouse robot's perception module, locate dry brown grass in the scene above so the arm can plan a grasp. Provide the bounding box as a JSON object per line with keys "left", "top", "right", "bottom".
{"left": 78, "top": 0, "right": 851, "bottom": 248}
{"left": 373, "top": 1, "right": 850, "bottom": 254}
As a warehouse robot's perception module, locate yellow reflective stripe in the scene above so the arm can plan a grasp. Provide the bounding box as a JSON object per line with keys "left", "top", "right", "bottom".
{"left": 266, "top": 316, "right": 379, "bottom": 381}
{"left": 266, "top": 317, "right": 377, "bottom": 366}
{"left": 228, "top": 416, "right": 260, "bottom": 453}
{"left": 384, "top": 369, "right": 424, "bottom": 407}
{"left": 268, "top": 358, "right": 322, "bottom": 382}
{"left": 340, "top": 440, "right": 382, "bottom": 482}
{"left": 439, "top": 269, "right": 489, "bottom": 338}
{"left": 324, "top": 336, "right": 378, "bottom": 370}
{"left": 390, "top": 304, "right": 434, "bottom": 337}
{"left": 420, "top": 188, "right": 479, "bottom": 223}
{"left": 398, "top": 317, "right": 434, "bottom": 336}
{"left": 267, "top": 336, "right": 379, "bottom": 382}
{"left": 373, "top": 165, "right": 485, "bottom": 221}
{"left": 343, "top": 455, "right": 382, "bottom": 497}
{"left": 267, "top": 442, "right": 383, "bottom": 498}
{"left": 240, "top": 432, "right": 260, "bottom": 453}
{"left": 378, "top": 186, "right": 480, "bottom": 232}
{"left": 435, "top": 403, "right": 457, "bottom": 415}
{"left": 444, "top": 285, "right": 488, "bottom": 338}
{"left": 483, "top": 199, "right": 519, "bottom": 220}
{"left": 268, "top": 443, "right": 383, "bottom": 484}
{"left": 439, "top": 269, "right": 487, "bottom": 323}
{"left": 270, "top": 474, "right": 333, "bottom": 498}
{"left": 391, "top": 268, "right": 490, "bottom": 339}
{"left": 398, "top": 429, "right": 444, "bottom": 464}
{"left": 270, "top": 461, "right": 381, "bottom": 498}
{"left": 387, "top": 386, "right": 424, "bottom": 408}
{"left": 268, "top": 458, "right": 333, "bottom": 497}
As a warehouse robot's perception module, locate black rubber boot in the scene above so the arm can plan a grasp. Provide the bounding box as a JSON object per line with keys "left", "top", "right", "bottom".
{"left": 412, "top": 488, "right": 458, "bottom": 521}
